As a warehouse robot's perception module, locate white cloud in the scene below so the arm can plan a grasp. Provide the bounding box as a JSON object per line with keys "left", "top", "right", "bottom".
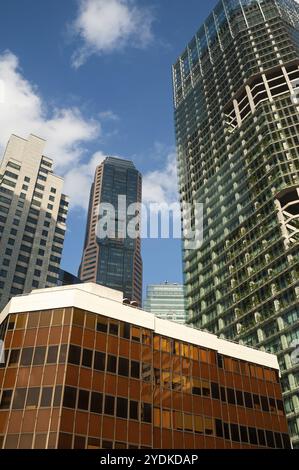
{"left": 143, "top": 149, "right": 179, "bottom": 205}
{"left": 71, "top": 0, "right": 154, "bottom": 67}
{"left": 0, "top": 50, "right": 100, "bottom": 171}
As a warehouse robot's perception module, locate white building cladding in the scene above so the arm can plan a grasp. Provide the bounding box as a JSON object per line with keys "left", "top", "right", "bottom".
{"left": 0, "top": 134, "right": 69, "bottom": 310}
{"left": 0, "top": 282, "right": 280, "bottom": 371}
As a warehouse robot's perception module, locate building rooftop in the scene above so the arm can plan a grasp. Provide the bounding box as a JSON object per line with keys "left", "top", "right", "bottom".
{"left": 0, "top": 283, "right": 279, "bottom": 370}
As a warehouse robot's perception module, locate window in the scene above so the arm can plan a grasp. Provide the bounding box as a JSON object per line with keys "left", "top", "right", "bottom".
{"left": 258, "top": 429, "right": 266, "bottom": 447}
{"left": 8, "top": 349, "right": 20, "bottom": 366}
{"left": 236, "top": 390, "right": 244, "bottom": 407}
{"left": 47, "top": 346, "right": 58, "bottom": 364}
{"left": 131, "top": 361, "right": 140, "bottom": 379}
{"left": 78, "top": 390, "right": 89, "bottom": 410}
{"left": 244, "top": 392, "right": 253, "bottom": 408}
{"left": 253, "top": 394, "right": 261, "bottom": 410}
{"left": 24, "top": 177, "right": 30, "bottom": 183}
{"left": 63, "top": 387, "right": 77, "bottom": 408}
{"left": 40, "top": 387, "right": 53, "bottom": 407}
{"left": 130, "top": 401, "right": 139, "bottom": 420}
{"left": 12, "top": 388, "right": 26, "bottom": 409}
{"left": 261, "top": 396, "right": 269, "bottom": 412}
{"left": 227, "top": 388, "right": 236, "bottom": 405}
{"left": 0, "top": 390, "right": 13, "bottom": 409}
{"left": 82, "top": 349, "right": 93, "bottom": 368}
{"left": 104, "top": 396, "right": 115, "bottom": 416}
{"left": 107, "top": 355, "right": 117, "bottom": 374}
{"left": 240, "top": 426, "right": 248, "bottom": 443}
{"left": 26, "top": 388, "right": 40, "bottom": 409}
{"left": 33, "top": 347, "right": 46, "bottom": 366}
{"left": 109, "top": 321, "right": 119, "bottom": 336}
{"left": 118, "top": 358, "right": 129, "bottom": 377}
{"left": 211, "top": 383, "right": 220, "bottom": 400}
{"left": 94, "top": 351, "right": 105, "bottom": 371}
{"left": 96, "top": 317, "right": 108, "bottom": 333}
{"left": 141, "top": 403, "right": 152, "bottom": 423}
{"left": 248, "top": 427, "right": 258, "bottom": 445}
{"left": 116, "top": 398, "right": 128, "bottom": 419}
{"left": 21, "top": 348, "right": 34, "bottom": 366}
{"left": 68, "top": 345, "right": 81, "bottom": 365}
{"left": 230, "top": 423, "right": 240, "bottom": 442}
{"left": 90, "top": 392, "right": 103, "bottom": 414}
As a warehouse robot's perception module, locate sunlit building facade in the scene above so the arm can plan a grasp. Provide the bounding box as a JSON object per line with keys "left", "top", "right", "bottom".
{"left": 0, "top": 283, "right": 291, "bottom": 449}
{"left": 79, "top": 157, "right": 142, "bottom": 306}
{"left": 173, "top": 0, "right": 299, "bottom": 446}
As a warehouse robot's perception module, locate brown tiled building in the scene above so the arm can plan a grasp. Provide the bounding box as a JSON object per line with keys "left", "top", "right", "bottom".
{"left": 0, "top": 284, "right": 291, "bottom": 449}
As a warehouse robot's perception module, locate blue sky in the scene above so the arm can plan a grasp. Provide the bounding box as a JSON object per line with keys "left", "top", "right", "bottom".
{"left": 0, "top": 0, "right": 218, "bottom": 298}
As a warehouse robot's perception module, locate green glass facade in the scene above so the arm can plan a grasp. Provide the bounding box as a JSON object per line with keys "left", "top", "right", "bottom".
{"left": 173, "top": 0, "right": 299, "bottom": 447}
{"left": 144, "top": 283, "right": 186, "bottom": 324}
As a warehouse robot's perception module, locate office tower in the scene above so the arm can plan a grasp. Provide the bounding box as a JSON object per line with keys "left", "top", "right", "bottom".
{"left": 0, "top": 134, "right": 69, "bottom": 310}
{"left": 0, "top": 283, "right": 291, "bottom": 449}
{"left": 58, "top": 270, "right": 81, "bottom": 287}
{"left": 144, "top": 282, "right": 186, "bottom": 324}
{"left": 79, "top": 157, "right": 143, "bottom": 306}
{"left": 173, "top": 0, "right": 299, "bottom": 447}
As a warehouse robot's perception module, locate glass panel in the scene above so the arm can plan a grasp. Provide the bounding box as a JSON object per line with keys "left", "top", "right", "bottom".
{"left": 63, "top": 387, "right": 77, "bottom": 408}
{"left": 26, "top": 388, "right": 40, "bottom": 409}
{"left": 116, "top": 397, "right": 128, "bottom": 419}
{"left": 96, "top": 317, "right": 108, "bottom": 333}
{"left": 40, "top": 387, "right": 53, "bottom": 407}
{"left": 107, "top": 355, "right": 117, "bottom": 374}
{"left": 78, "top": 390, "right": 89, "bottom": 410}
{"left": 82, "top": 349, "right": 93, "bottom": 368}
{"left": 104, "top": 396, "right": 115, "bottom": 415}
{"left": 85, "top": 313, "right": 95, "bottom": 330}
{"left": 52, "top": 309, "right": 64, "bottom": 326}
{"left": 27, "top": 312, "right": 40, "bottom": 328}
{"left": 21, "top": 348, "right": 34, "bottom": 366}
{"left": 47, "top": 346, "right": 58, "bottom": 364}
{"left": 9, "top": 349, "right": 20, "bottom": 366}
{"left": 0, "top": 390, "right": 13, "bottom": 409}
{"left": 90, "top": 392, "right": 103, "bottom": 414}
{"left": 16, "top": 314, "right": 27, "bottom": 330}
{"left": 33, "top": 347, "right": 46, "bottom": 365}
{"left": 94, "top": 352, "right": 105, "bottom": 371}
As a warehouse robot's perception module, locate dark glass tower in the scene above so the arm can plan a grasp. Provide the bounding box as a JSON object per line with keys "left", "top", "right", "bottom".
{"left": 173, "top": 0, "right": 299, "bottom": 446}
{"left": 79, "top": 157, "right": 143, "bottom": 306}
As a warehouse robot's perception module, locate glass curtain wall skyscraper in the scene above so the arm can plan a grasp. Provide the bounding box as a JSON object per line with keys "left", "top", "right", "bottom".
{"left": 144, "top": 283, "right": 186, "bottom": 324}
{"left": 173, "top": 0, "right": 299, "bottom": 446}
{"left": 79, "top": 157, "right": 143, "bottom": 306}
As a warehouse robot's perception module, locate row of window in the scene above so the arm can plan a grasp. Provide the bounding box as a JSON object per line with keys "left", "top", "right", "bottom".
{"left": 68, "top": 345, "right": 142, "bottom": 379}
{"left": 0, "top": 386, "right": 62, "bottom": 410}
{"left": 63, "top": 387, "right": 151, "bottom": 423}
{"left": 2, "top": 345, "right": 67, "bottom": 368}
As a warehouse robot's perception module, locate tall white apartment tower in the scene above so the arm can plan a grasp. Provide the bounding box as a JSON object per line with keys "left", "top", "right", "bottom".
{"left": 0, "top": 134, "right": 69, "bottom": 310}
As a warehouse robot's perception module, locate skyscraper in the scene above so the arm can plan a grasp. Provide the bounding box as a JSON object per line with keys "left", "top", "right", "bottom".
{"left": 173, "top": 0, "right": 299, "bottom": 446}
{"left": 0, "top": 134, "right": 69, "bottom": 310}
{"left": 79, "top": 157, "right": 142, "bottom": 306}
{"left": 144, "top": 283, "right": 186, "bottom": 324}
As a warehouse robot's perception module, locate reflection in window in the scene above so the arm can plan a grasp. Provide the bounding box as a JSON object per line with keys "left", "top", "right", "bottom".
{"left": 104, "top": 396, "right": 115, "bottom": 415}
{"left": 11, "top": 388, "right": 26, "bottom": 409}
{"left": 141, "top": 403, "right": 152, "bottom": 423}
{"left": 96, "top": 317, "right": 108, "bottom": 333}
{"left": 40, "top": 387, "right": 53, "bottom": 407}
{"left": 94, "top": 352, "right": 105, "bottom": 371}
{"left": 90, "top": 392, "right": 103, "bottom": 414}
{"left": 63, "top": 386, "right": 77, "bottom": 408}
{"left": 68, "top": 345, "right": 81, "bottom": 365}
{"left": 109, "top": 321, "right": 119, "bottom": 336}
{"left": 21, "top": 348, "right": 34, "bottom": 366}
{"left": 26, "top": 388, "right": 40, "bottom": 409}
{"left": 130, "top": 361, "right": 140, "bottom": 379}
{"left": 0, "top": 390, "right": 13, "bottom": 409}
{"left": 33, "top": 347, "right": 46, "bottom": 365}
{"left": 130, "top": 400, "right": 139, "bottom": 420}
{"left": 78, "top": 390, "right": 89, "bottom": 410}
{"left": 116, "top": 397, "right": 128, "bottom": 419}
{"left": 47, "top": 346, "right": 58, "bottom": 364}
{"left": 107, "top": 355, "right": 117, "bottom": 374}
{"left": 82, "top": 349, "right": 93, "bottom": 368}
{"left": 9, "top": 349, "right": 20, "bottom": 366}
{"left": 118, "top": 358, "right": 129, "bottom": 377}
